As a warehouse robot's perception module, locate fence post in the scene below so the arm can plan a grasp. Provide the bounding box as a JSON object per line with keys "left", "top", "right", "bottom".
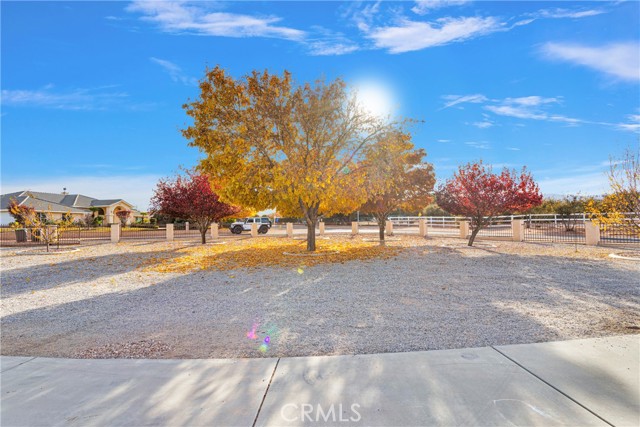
{"left": 251, "top": 222, "right": 258, "bottom": 237}
{"left": 286, "top": 222, "right": 293, "bottom": 238}
{"left": 110, "top": 223, "right": 120, "bottom": 243}
{"left": 166, "top": 223, "right": 174, "bottom": 241}
{"left": 512, "top": 220, "right": 524, "bottom": 242}
{"left": 459, "top": 221, "right": 469, "bottom": 239}
{"left": 185, "top": 221, "right": 189, "bottom": 231}
{"left": 585, "top": 221, "right": 600, "bottom": 246}
{"left": 385, "top": 220, "right": 393, "bottom": 236}
{"left": 419, "top": 219, "right": 427, "bottom": 237}
{"left": 352, "top": 221, "right": 359, "bottom": 235}
{"left": 319, "top": 222, "right": 325, "bottom": 236}
{"left": 210, "top": 223, "right": 218, "bottom": 240}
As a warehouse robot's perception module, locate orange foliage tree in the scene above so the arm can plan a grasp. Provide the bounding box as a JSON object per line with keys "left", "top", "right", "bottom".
{"left": 360, "top": 130, "right": 435, "bottom": 241}
{"left": 183, "top": 67, "right": 402, "bottom": 251}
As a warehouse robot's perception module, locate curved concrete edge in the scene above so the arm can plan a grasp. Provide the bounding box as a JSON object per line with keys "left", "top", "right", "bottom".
{"left": 2, "top": 335, "right": 638, "bottom": 427}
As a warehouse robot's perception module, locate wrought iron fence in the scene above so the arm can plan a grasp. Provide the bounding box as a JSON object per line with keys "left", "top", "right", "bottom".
{"left": 471, "top": 217, "right": 513, "bottom": 239}
{"left": 120, "top": 224, "right": 166, "bottom": 240}
{"left": 599, "top": 220, "right": 640, "bottom": 245}
{"left": 0, "top": 225, "right": 111, "bottom": 247}
{"left": 174, "top": 223, "right": 201, "bottom": 239}
{"left": 523, "top": 216, "right": 586, "bottom": 243}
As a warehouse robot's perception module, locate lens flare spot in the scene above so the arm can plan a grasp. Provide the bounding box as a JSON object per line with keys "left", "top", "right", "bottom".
{"left": 246, "top": 322, "right": 259, "bottom": 340}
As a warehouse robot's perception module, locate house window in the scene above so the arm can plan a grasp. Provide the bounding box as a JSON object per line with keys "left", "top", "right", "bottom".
{"left": 37, "top": 213, "right": 47, "bottom": 222}
{"left": 62, "top": 213, "right": 72, "bottom": 222}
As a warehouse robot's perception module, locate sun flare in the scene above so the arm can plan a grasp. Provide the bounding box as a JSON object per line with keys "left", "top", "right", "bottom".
{"left": 353, "top": 80, "right": 396, "bottom": 119}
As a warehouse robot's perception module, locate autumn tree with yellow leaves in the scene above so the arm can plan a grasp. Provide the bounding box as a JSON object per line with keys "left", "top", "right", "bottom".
{"left": 587, "top": 145, "right": 640, "bottom": 234}
{"left": 183, "top": 67, "right": 401, "bottom": 251}
{"left": 360, "top": 130, "right": 435, "bottom": 242}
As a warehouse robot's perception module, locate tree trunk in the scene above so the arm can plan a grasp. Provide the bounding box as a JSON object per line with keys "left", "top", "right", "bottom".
{"left": 468, "top": 218, "right": 482, "bottom": 246}
{"left": 307, "top": 220, "right": 316, "bottom": 251}
{"left": 200, "top": 228, "right": 207, "bottom": 244}
{"left": 378, "top": 217, "right": 385, "bottom": 242}
{"left": 303, "top": 206, "right": 318, "bottom": 252}
{"left": 468, "top": 227, "right": 481, "bottom": 246}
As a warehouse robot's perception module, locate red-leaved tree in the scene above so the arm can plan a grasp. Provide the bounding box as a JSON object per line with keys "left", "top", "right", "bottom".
{"left": 436, "top": 161, "right": 542, "bottom": 246}
{"left": 150, "top": 172, "right": 240, "bottom": 244}
{"left": 115, "top": 210, "right": 131, "bottom": 226}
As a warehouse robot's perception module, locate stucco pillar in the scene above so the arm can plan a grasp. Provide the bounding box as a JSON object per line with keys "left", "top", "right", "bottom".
{"left": 286, "top": 222, "right": 294, "bottom": 238}
{"left": 210, "top": 223, "right": 219, "bottom": 240}
{"left": 251, "top": 222, "right": 258, "bottom": 237}
{"left": 419, "top": 219, "right": 427, "bottom": 237}
{"left": 512, "top": 220, "right": 524, "bottom": 242}
{"left": 459, "top": 221, "right": 469, "bottom": 239}
{"left": 110, "top": 223, "right": 120, "bottom": 243}
{"left": 185, "top": 221, "right": 189, "bottom": 231}
{"left": 319, "top": 222, "right": 325, "bottom": 236}
{"left": 352, "top": 221, "right": 359, "bottom": 235}
{"left": 585, "top": 221, "right": 600, "bottom": 246}
{"left": 166, "top": 223, "right": 174, "bottom": 241}
{"left": 385, "top": 220, "right": 394, "bottom": 236}
{"left": 105, "top": 207, "right": 114, "bottom": 225}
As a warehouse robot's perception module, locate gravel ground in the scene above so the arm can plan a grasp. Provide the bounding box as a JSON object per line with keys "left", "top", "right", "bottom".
{"left": 1, "top": 236, "right": 639, "bottom": 359}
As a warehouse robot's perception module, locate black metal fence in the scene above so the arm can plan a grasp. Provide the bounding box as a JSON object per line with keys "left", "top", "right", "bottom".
{"left": 174, "top": 223, "right": 201, "bottom": 239}
{"left": 120, "top": 224, "right": 166, "bottom": 240}
{"left": 0, "top": 225, "right": 111, "bottom": 247}
{"left": 523, "top": 217, "right": 586, "bottom": 243}
{"left": 471, "top": 218, "right": 513, "bottom": 239}
{"left": 599, "top": 221, "right": 640, "bottom": 245}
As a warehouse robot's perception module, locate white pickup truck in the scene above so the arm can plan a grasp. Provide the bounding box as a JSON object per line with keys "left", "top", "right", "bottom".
{"left": 230, "top": 217, "right": 272, "bottom": 234}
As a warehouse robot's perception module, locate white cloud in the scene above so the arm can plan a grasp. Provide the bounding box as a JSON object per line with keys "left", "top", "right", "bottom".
{"left": 616, "top": 113, "right": 640, "bottom": 132}
{"left": 534, "top": 8, "right": 605, "bottom": 19}
{"left": 506, "top": 147, "right": 520, "bottom": 151}
{"left": 308, "top": 41, "right": 359, "bottom": 56}
{"left": 504, "top": 96, "right": 559, "bottom": 107}
{"left": 1, "top": 86, "right": 129, "bottom": 110}
{"left": 465, "top": 141, "right": 490, "bottom": 149}
{"left": 437, "top": 139, "right": 451, "bottom": 143}
{"left": 367, "top": 16, "right": 504, "bottom": 53}
{"left": 471, "top": 120, "right": 493, "bottom": 128}
{"left": 441, "top": 93, "right": 488, "bottom": 109}
{"left": 306, "top": 27, "right": 360, "bottom": 56}
{"left": 127, "top": 1, "right": 305, "bottom": 40}
{"left": 484, "top": 96, "right": 581, "bottom": 124}
{"left": 150, "top": 57, "right": 197, "bottom": 85}
{"left": 411, "top": 0, "right": 471, "bottom": 15}
{"left": 1, "top": 175, "right": 162, "bottom": 212}
{"left": 541, "top": 42, "right": 640, "bottom": 82}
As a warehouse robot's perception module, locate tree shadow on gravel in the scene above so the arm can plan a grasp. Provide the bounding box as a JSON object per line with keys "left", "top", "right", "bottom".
{"left": 0, "top": 244, "right": 188, "bottom": 298}
{"left": 2, "top": 244, "right": 638, "bottom": 426}
{"left": 2, "top": 247, "right": 638, "bottom": 358}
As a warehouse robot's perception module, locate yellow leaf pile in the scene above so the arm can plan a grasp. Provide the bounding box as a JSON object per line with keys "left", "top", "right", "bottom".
{"left": 144, "top": 237, "right": 402, "bottom": 273}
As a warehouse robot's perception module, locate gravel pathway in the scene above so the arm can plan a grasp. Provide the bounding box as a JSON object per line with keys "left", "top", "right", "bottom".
{"left": 1, "top": 237, "right": 638, "bottom": 359}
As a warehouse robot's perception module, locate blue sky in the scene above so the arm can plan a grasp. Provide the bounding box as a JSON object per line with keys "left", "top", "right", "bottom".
{"left": 2, "top": 1, "right": 639, "bottom": 210}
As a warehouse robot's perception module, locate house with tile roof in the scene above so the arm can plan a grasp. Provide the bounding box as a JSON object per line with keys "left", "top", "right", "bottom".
{"left": 0, "top": 191, "right": 144, "bottom": 225}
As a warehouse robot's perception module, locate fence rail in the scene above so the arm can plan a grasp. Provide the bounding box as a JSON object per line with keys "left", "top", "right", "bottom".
{"left": 0, "top": 225, "right": 111, "bottom": 247}
{"left": 3, "top": 214, "right": 638, "bottom": 247}
{"left": 120, "top": 225, "right": 166, "bottom": 240}
{"left": 174, "top": 223, "right": 201, "bottom": 239}
{"left": 523, "top": 217, "right": 586, "bottom": 243}
{"left": 471, "top": 217, "right": 513, "bottom": 239}
{"left": 599, "top": 221, "right": 640, "bottom": 245}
